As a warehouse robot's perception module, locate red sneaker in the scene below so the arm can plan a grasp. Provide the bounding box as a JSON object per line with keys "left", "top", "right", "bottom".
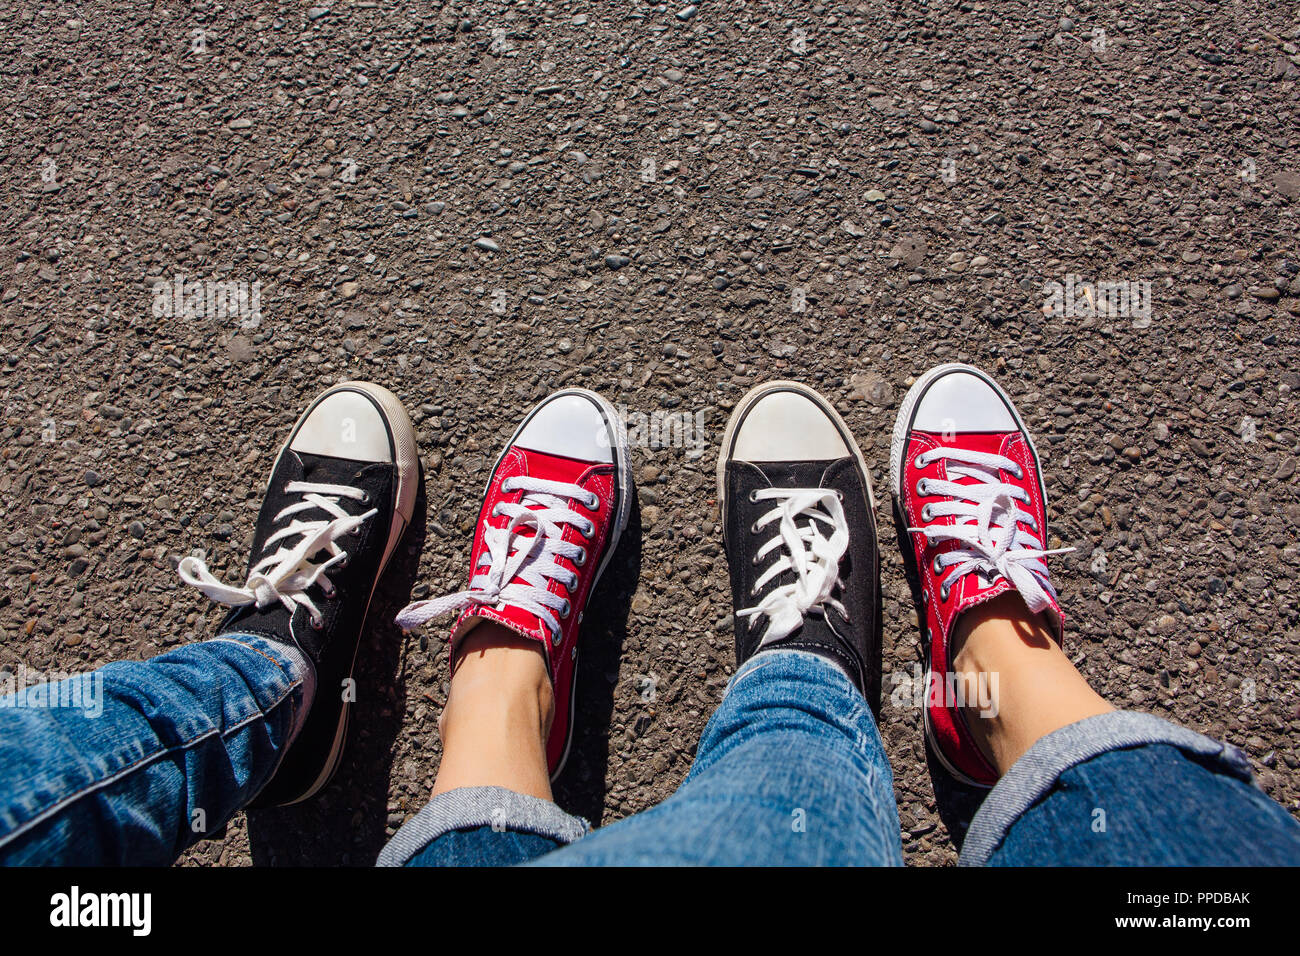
{"left": 397, "top": 389, "right": 631, "bottom": 778}
{"left": 891, "top": 363, "right": 1072, "bottom": 787}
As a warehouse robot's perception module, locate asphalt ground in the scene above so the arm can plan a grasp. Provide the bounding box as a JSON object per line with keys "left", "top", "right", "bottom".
{"left": 1, "top": 2, "right": 1297, "bottom": 865}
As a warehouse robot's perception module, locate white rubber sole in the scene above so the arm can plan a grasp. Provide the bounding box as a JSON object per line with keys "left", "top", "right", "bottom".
{"left": 487, "top": 388, "right": 633, "bottom": 782}
{"left": 272, "top": 380, "right": 420, "bottom": 804}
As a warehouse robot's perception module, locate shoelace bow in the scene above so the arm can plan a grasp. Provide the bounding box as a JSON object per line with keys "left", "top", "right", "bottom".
{"left": 738, "top": 487, "right": 850, "bottom": 646}
{"left": 908, "top": 446, "right": 1073, "bottom": 612}
{"left": 395, "top": 476, "right": 597, "bottom": 641}
{"left": 179, "top": 481, "right": 376, "bottom": 627}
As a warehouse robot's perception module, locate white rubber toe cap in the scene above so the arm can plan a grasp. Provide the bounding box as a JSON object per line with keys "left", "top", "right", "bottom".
{"left": 515, "top": 392, "right": 615, "bottom": 463}
{"left": 290, "top": 389, "right": 394, "bottom": 462}
{"left": 912, "top": 370, "right": 1017, "bottom": 432}
{"left": 732, "top": 387, "right": 850, "bottom": 462}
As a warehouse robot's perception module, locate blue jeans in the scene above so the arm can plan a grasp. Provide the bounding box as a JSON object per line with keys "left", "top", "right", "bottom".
{"left": 2, "top": 640, "right": 1298, "bottom": 866}
{"left": 380, "top": 652, "right": 1300, "bottom": 867}
{"left": 0, "top": 636, "right": 307, "bottom": 865}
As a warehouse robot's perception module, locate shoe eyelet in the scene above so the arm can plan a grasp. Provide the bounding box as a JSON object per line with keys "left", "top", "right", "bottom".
{"left": 750, "top": 521, "right": 761, "bottom": 534}
{"left": 939, "top": 584, "right": 950, "bottom": 601}
{"left": 921, "top": 504, "right": 933, "bottom": 521}
{"left": 750, "top": 584, "right": 760, "bottom": 596}
{"left": 560, "top": 600, "right": 571, "bottom": 620}
{"left": 580, "top": 521, "right": 595, "bottom": 539}
{"left": 574, "top": 548, "right": 587, "bottom": 567}
{"left": 916, "top": 479, "right": 927, "bottom": 496}
{"left": 834, "top": 489, "right": 844, "bottom": 501}
{"left": 359, "top": 492, "right": 371, "bottom": 504}
{"left": 586, "top": 493, "right": 599, "bottom": 510}
{"left": 323, "top": 585, "right": 337, "bottom": 599}
{"left": 915, "top": 454, "right": 928, "bottom": 469}
{"left": 310, "top": 616, "right": 324, "bottom": 630}
{"left": 932, "top": 556, "right": 943, "bottom": 574}
{"left": 337, "top": 555, "right": 350, "bottom": 568}
{"left": 748, "top": 489, "right": 759, "bottom": 503}
{"left": 1012, "top": 465, "right": 1024, "bottom": 479}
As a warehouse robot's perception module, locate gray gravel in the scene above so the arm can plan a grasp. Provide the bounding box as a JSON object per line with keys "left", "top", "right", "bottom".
{"left": 1, "top": 2, "right": 1298, "bottom": 866}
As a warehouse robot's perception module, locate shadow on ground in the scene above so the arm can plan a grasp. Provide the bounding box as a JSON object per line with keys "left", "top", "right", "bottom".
{"left": 246, "top": 470, "right": 428, "bottom": 866}
{"left": 889, "top": 493, "right": 987, "bottom": 851}
{"left": 925, "top": 744, "right": 987, "bottom": 854}
{"left": 551, "top": 493, "right": 641, "bottom": 826}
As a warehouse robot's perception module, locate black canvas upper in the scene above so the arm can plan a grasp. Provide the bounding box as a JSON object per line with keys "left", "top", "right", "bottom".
{"left": 220, "top": 448, "right": 400, "bottom": 807}
{"left": 723, "top": 456, "right": 882, "bottom": 713}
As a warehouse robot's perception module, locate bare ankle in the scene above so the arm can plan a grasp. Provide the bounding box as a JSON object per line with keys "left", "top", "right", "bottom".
{"left": 950, "top": 592, "right": 1111, "bottom": 776}
{"left": 951, "top": 592, "right": 1055, "bottom": 672}
{"left": 446, "top": 623, "right": 555, "bottom": 736}
{"left": 431, "top": 622, "right": 557, "bottom": 800}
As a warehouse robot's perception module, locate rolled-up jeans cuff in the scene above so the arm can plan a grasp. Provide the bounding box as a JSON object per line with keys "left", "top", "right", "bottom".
{"left": 375, "top": 785, "right": 590, "bottom": 867}
{"left": 958, "top": 710, "right": 1255, "bottom": 867}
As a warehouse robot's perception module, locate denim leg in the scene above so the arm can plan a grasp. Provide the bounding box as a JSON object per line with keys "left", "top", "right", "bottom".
{"left": 535, "top": 650, "right": 902, "bottom": 866}
{"left": 377, "top": 785, "right": 589, "bottom": 867}
{"left": 961, "top": 710, "right": 1300, "bottom": 866}
{"left": 0, "top": 635, "right": 309, "bottom": 865}
{"left": 405, "top": 827, "right": 564, "bottom": 867}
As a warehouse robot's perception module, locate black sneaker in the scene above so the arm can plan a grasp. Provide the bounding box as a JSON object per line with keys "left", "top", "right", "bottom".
{"left": 717, "top": 381, "right": 881, "bottom": 711}
{"left": 179, "top": 381, "right": 418, "bottom": 805}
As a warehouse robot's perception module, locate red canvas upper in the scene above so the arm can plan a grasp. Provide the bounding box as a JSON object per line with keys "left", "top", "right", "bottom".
{"left": 900, "top": 428, "right": 1064, "bottom": 787}
{"left": 448, "top": 444, "right": 618, "bottom": 774}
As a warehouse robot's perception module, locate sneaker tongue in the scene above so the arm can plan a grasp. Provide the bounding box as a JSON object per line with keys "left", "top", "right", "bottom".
{"left": 477, "top": 447, "right": 598, "bottom": 641}
{"left": 918, "top": 431, "right": 1011, "bottom": 490}
{"left": 259, "top": 452, "right": 354, "bottom": 549}
{"left": 750, "top": 458, "right": 848, "bottom": 489}
{"left": 514, "top": 446, "right": 594, "bottom": 483}
{"left": 499, "top": 446, "right": 593, "bottom": 557}
{"left": 918, "top": 430, "right": 1008, "bottom": 456}
{"left": 295, "top": 451, "right": 362, "bottom": 484}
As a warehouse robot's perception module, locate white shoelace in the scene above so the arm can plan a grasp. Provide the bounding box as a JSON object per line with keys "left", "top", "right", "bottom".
{"left": 395, "top": 476, "right": 597, "bottom": 641}
{"left": 178, "top": 481, "right": 376, "bottom": 628}
{"left": 908, "top": 447, "right": 1073, "bottom": 612}
{"left": 737, "top": 487, "right": 850, "bottom": 646}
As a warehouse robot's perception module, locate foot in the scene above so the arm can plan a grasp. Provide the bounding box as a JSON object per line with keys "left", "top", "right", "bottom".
{"left": 718, "top": 381, "right": 881, "bottom": 709}
{"left": 891, "top": 363, "right": 1071, "bottom": 787}
{"left": 179, "top": 381, "right": 418, "bottom": 805}
{"left": 396, "top": 389, "right": 631, "bottom": 779}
